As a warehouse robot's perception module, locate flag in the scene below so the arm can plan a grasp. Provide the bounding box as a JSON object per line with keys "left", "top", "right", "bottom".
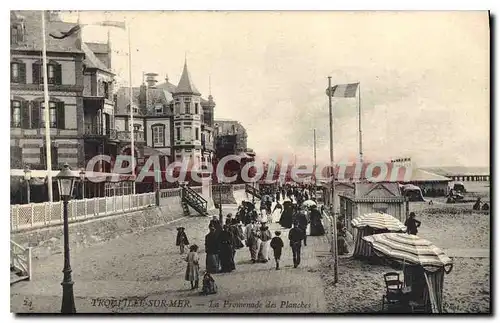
{"left": 326, "top": 82, "right": 359, "bottom": 98}
{"left": 97, "top": 20, "right": 126, "bottom": 30}
{"left": 49, "top": 24, "right": 81, "bottom": 39}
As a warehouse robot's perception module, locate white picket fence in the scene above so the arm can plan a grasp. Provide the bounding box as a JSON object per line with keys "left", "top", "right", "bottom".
{"left": 10, "top": 192, "right": 156, "bottom": 232}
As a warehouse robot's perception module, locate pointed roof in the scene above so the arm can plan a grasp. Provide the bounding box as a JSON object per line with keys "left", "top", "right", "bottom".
{"left": 174, "top": 60, "right": 200, "bottom": 95}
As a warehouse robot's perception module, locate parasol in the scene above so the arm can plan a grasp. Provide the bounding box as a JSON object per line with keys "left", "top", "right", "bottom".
{"left": 351, "top": 212, "right": 406, "bottom": 232}
{"left": 302, "top": 200, "right": 317, "bottom": 207}
{"left": 363, "top": 233, "right": 453, "bottom": 272}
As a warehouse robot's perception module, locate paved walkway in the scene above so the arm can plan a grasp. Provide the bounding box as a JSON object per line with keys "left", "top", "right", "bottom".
{"left": 11, "top": 201, "right": 328, "bottom": 313}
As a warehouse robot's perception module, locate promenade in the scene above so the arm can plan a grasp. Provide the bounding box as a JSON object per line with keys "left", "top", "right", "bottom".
{"left": 11, "top": 202, "right": 328, "bottom": 313}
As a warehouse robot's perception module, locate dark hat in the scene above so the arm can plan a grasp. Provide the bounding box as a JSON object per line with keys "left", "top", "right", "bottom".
{"left": 275, "top": 231, "right": 281, "bottom": 236}
{"left": 409, "top": 212, "right": 416, "bottom": 217}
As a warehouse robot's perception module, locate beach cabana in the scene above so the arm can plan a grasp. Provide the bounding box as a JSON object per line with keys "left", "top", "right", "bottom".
{"left": 351, "top": 212, "right": 406, "bottom": 258}
{"left": 401, "top": 184, "right": 425, "bottom": 202}
{"left": 363, "top": 233, "right": 453, "bottom": 313}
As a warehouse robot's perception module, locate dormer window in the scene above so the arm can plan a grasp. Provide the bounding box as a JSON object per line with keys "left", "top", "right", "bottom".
{"left": 10, "top": 21, "right": 24, "bottom": 45}
{"left": 155, "top": 104, "right": 163, "bottom": 115}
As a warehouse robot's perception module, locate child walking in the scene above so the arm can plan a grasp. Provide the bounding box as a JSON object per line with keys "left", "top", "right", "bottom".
{"left": 270, "top": 231, "right": 284, "bottom": 270}
{"left": 176, "top": 227, "right": 190, "bottom": 254}
{"left": 185, "top": 244, "right": 200, "bottom": 290}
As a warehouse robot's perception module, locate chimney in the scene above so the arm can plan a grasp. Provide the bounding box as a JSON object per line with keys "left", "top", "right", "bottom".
{"left": 145, "top": 73, "right": 158, "bottom": 88}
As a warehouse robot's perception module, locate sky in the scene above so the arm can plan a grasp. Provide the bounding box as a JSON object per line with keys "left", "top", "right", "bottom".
{"left": 62, "top": 11, "right": 490, "bottom": 168}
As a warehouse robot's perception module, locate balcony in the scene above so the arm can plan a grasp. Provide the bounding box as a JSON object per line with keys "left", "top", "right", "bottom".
{"left": 84, "top": 123, "right": 118, "bottom": 140}
{"left": 117, "top": 131, "right": 145, "bottom": 142}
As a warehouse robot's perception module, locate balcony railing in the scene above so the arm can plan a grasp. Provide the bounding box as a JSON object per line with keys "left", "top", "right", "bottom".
{"left": 84, "top": 123, "right": 118, "bottom": 140}
{"left": 117, "top": 131, "right": 145, "bottom": 142}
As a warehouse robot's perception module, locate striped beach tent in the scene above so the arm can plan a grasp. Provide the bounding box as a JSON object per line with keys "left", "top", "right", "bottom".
{"left": 363, "top": 233, "right": 453, "bottom": 313}
{"left": 351, "top": 213, "right": 406, "bottom": 258}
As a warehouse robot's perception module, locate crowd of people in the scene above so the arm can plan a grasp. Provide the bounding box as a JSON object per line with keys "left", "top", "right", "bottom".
{"left": 175, "top": 184, "right": 328, "bottom": 292}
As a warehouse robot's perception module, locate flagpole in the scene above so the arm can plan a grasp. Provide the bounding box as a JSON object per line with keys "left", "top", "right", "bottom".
{"left": 313, "top": 129, "right": 317, "bottom": 186}
{"left": 327, "top": 76, "right": 339, "bottom": 284}
{"left": 358, "top": 82, "right": 363, "bottom": 163}
{"left": 41, "top": 11, "right": 53, "bottom": 202}
{"left": 127, "top": 21, "right": 136, "bottom": 194}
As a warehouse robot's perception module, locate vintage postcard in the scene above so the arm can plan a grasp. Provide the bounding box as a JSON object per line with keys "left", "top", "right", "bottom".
{"left": 9, "top": 10, "right": 490, "bottom": 314}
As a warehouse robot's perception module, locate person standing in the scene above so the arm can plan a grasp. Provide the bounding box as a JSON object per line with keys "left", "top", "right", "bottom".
{"left": 270, "top": 231, "right": 284, "bottom": 270}
{"left": 205, "top": 226, "right": 220, "bottom": 274}
{"left": 218, "top": 225, "right": 236, "bottom": 272}
{"left": 176, "top": 227, "right": 190, "bottom": 254}
{"left": 257, "top": 223, "right": 272, "bottom": 262}
{"left": 296, "top": 209, "right": 309, "bottom": 246}
{"left": 405, "top": 212, "right": 422, "bottom": 235}
{"left": 210, "top": 216, "right": 223, "bottom": 234}
{"left": 184, "top": 245, "right": 200, "bottom": 290}
{"left": 288, "top": 223, "right": 305, "bottom": 268}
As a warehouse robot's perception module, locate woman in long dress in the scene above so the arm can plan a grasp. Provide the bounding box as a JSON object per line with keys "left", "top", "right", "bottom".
{"left": 185, "top": 244, "right": 200, "bottom": 290}
{"left": 218, "top": 226, "right": 235, "bottom": 272}
{"left": 205, "top": 226, "right": 220, "bottom": 274}
{"left": 257, "top": 223, "right": 272, "bottom": 262}
{"left": 309, "top": 205, "right": 325, "bottom": 236}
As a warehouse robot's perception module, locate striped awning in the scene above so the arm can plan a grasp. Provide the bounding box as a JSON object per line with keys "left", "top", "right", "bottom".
{"left": 351, "top": 212, "right": 406, "bottom": 232}
{"left": 363, "top": 233, "right": 453, "bottom": 272}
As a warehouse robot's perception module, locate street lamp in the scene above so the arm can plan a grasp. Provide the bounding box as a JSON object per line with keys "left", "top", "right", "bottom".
{"left": 24, "top": 164, "right": 32, "bottom": 204}
{"left": 79, "top": 168, "right": 85, "bottom": 200}
{"left": 55, "top": 163, "right": 77, "bottom": 313}
{"left": 218, "top": 180, "right": 223, "bottom": 223}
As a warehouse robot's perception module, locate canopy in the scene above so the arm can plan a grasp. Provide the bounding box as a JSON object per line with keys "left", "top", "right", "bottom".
{"left": 403, "top": 184, "right": 421, "bottom": 191}
{"left": 362, "top": 233, "right": 453, "bottom": 272}
{"left": 351, "top": 212, "right": 406, "bottom": 232}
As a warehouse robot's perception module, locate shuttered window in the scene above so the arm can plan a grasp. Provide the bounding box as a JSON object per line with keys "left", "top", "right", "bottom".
{"left": 40, "top": 145, "right": 58, "bottom": 169}
{"left": 10, "top": 61, "right": 26, "bottom": 83}
{"left": 32, "top": 61, "right": 62, "bottom": 85}
{"left": 152, "top": 125, "right": 165, "bottom": 147}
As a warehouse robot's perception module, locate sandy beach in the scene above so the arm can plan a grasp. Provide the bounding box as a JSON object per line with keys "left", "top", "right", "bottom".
{"left": 318, "top": 181, "right": 491, "bottom": 313}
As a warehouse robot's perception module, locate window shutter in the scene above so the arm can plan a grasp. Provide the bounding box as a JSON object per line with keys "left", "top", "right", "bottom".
{"left": 21, "top": 101, "right": 30, "bottom": 128}
{"left": 10, "top": 101, "right": 15, "bottom": 127}
{"left": 52, "top": 146, "right": 58, "bottom": 168}
{"left": 19, "top": 63, "right": 26, "bottom": 84}
{"left": 54, "top": 63, "right": 62, "bottom": 85}
{"left": 32, "top": 63, "right": 40, "bottom": 84}
{"left": 56, "top": 102, "right": 65, "bottom": 129}
{"left": 31, "top": 101, "right": 40, "bottom": 128}
{"left": 40, "top": 146, "right": 45, "bottom": 166}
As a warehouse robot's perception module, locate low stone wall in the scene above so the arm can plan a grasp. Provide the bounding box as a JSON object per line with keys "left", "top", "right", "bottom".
{"left": 11, "top": 205, "right": 185, "bottom": 260}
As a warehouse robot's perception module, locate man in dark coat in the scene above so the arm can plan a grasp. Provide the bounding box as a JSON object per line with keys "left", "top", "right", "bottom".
{"left": 288, "top": 223, "right": 305, "bottom": 268}
{"left": 405, "top": 212, "right": 421, "bottom": 235}
{"left": 296, "top": 209, "right": 309, "bottom": 246}
{"left": 209, "top": 216, "right": 223, "bottom": 233}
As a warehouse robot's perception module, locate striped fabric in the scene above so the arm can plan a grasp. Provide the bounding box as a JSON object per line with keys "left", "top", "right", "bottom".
{"left": 351, "top": 212, "right": 407, "bottom": 232}
{"left": 326, "top": 83, "right": 359, "bottom": 98}
{"left": 362, "top": 233, "right": 453, "bottom": 269}
{"left": 353, "top": 228, "right": 373, "bottom": 257}
{"left": 403, "top": 266, "right": 445, "bottom": 313}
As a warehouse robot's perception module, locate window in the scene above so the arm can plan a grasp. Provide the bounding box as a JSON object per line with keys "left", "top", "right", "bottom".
{"left": 176, "top": 128, "right": 181, "bottom": 140}
{"left": 133, "top": 124, "right": 142, "bottom": 132}
{"left": 155, "top": 104, "right": 163, "bottom": 115}
{"left": 11, "top": 101, "right": 21, "bottom": 128}
{"left": 103, "top": 82, "right": 109, "bottom": 99}
{"left": 194, "top": 103, "right": 199, "bottom": 114}
{"left": 11, "top": 63, "right": 19, "bottom": 80}
{"left": 40, "top": 102, "right": 57, "bottom": 128}
{"left": 32, "top": 61, "right": 60, "bottom": 85}
{"left": 184, "top": 101, "right": 190, "bottom": 114}
{"left": 152, "top": 125, "right": 165, "bottom": 147}
{"left": 11, "top": 23, "right": 24, "bottom": 45}
{"left": 195, "top": 128, "right": 199, "bottom": 141}
{"left": 183, "top": 127, "right": 192, "bottom": 141}
{"left": 174, "top": 102, "right": 181, "bottom": 114}
{"left": 10, "top": 61, "right": 26, "bottom": 84}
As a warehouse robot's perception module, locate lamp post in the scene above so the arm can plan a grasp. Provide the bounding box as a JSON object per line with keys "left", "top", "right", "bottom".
{"left": 218, "top": 180, "right": 223, "bottom": 223}
{"left": 79, "top": 168, "right": 85, "bottom": 200}
{"left": 24, "top": 165, "right": 32, "bottom": 204}
{"left": 55, "top": 163, "right": 77, "bottom": 313}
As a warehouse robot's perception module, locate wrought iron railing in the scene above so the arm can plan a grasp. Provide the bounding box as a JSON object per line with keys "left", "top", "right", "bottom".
{"left": 116, "top": 131, "right": 145, "bottom": 142}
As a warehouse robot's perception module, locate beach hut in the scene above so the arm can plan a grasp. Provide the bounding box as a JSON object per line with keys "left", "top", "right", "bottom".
{"left": 339, "top": 182, "right": 408, "bottom": 234}
{"left": 351, "top": 212, "right": 406, "bottom": 258}
{"left": 363, "top": 233, "right": 453, "bottom": 313}
{"left": 400, "top": 184, "right": 426, "bottom": 202}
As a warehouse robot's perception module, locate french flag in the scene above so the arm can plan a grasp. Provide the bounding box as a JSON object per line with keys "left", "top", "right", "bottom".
{"left": 326, "top": 83, "right": 359, "bottom": 98}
